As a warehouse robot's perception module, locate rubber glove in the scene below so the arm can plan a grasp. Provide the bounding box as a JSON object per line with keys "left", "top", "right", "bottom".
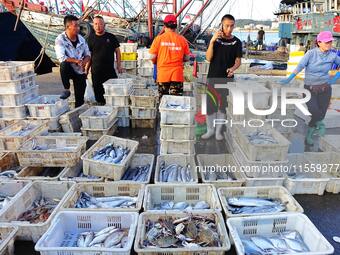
{"left": 279, "top": 73, "right": 296, "bottom": 85}
{"left": 328, "top": 72, "right": 340, "bottom": 85}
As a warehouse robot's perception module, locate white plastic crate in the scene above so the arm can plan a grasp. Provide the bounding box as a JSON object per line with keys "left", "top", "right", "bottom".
{"left": 159, "top": 95, "right": 196, "bottom": 125}
{"left": 137, "top": 59, "right": 153, "bottom": 68}
{"left": 120, "top": 42, "right": 138, "bottom": 52}
{"left": 319, "top": 135, "right": 340, "bottom": 152}
{"left": 143, "top": 183, "right": 221, "bottom": 211}
{"left": 26, "top": 95, "right": 69, "bottom": 118}
{"left": 59, "top": 161, "right": 104, "bottom": 182}
{"left": 0, "top": 85, "right": 38, "bottom": 106}
{"left": 0, "top": 105, "right": 28, "bottom": 119}
{"left": 116, "top": 106, "right": 129, "bottom": 117}
{"left": 81, "top": 120, "right": 117, "bottom": 140}
{"left": 227, "top": 213, "right": 334, "bottom": 255}
{"left": 27, "top": 115, "right": 62, "bottom": 132}
{"left": 218, "top": 186, "right": 303, "bottom": 218}
{"left": 16, "top": 166, "right": 67, "bottom": 181}
{"left": 137, "top": 48, "right": 152, "bottom": 59}
{"left": 35, "top": 211, "right": 138, "bottom": 255}
{"left": 0, "top": 119, "right": 16, "bottom": 130}
{"left": 138, "top": 67, "right": 153, "bottom": 77}
{"left": 130, "top": 88, "right": 158, "bottom": 108}
{"left": 159, "top": 139, "right": 195, "bottom": 155}
{"left": 0, "top": 120, "right": 49, "bottom": 151}
{"left": 0, "top": 74, "right": 36, "bottom": 94}
{"left": 284, "top": 153, "right": 329, "bottom": 195}
{"left": 0, "top": 181, "right": 75, "bottom": 242}
{"left": 197, "top": 61, "right": 210, "bottom": 74}
{"left": 155, "top": 154, "right": 198, "bottom": 183}
{"left": 104, "top": 95, "right": 129, "bottom": 107}
{"left": 103, "top": 78, "right": 133, "bottom": 96}
{"left": 79, "top": 106, "right": 117, "bottom": 129}
{"left": 62, "top": 182, "right": 144, "bottom": 212}
{"left": 130, "top": 106, "right": 156, "bottom": 119}
{"left": 81, "top": 135, "right": 139, "bottom": 180}
{"left": 196, "top": 154, "right": 246, "bottom": 188}
{"left": 0, "top": 225, "right": 18, "bottom": 255}
{"left": 134, "top": 211, "right": 231, "bottom": 255}
{"left": 121, "top": 60, "right": 137, "bottom": 69}
{"left": 59, "top": 104, "right": 89, "bottom": 133}
{"left": 160, "top": 124, "right": 195, "bottom": 140}
{"left": 234, "top": 125, "right": 290, "bottom": 161}
{"left": 117, "top": 116, "right": 130, "bottom": 127}
{"left": 0, "top": 61, "right": 34, "bottom": 80}
{"left": 17, "top": 136, "right": 88, "bottom": 167}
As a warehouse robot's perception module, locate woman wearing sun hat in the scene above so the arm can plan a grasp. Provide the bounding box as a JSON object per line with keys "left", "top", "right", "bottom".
{"left": 280, "top": 31, "right": 340, "bottom": 145}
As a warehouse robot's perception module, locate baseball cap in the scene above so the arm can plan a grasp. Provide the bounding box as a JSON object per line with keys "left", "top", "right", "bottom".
{"left": 317, "top": 31, "right": 334, "bottom": 42}
{"left": 164, "top": 14, "right": 177, "bottom": 23}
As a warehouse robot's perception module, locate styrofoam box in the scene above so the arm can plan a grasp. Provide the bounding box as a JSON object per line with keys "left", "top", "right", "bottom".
{"left": 79, "top": 106, "right": 117, "bottom": 130}
{"left": 0, "top": 74, "right": 36, "bottom": 94}
{"left": 319, "top": 135, "right": 340, "bottom": 152}
{"left": 0, "top": 225, "right": 18, "bottom": 255}
{"left": 0, "top": 181, "right": 75, "bottom": 242}
{"left": 0, "top": 61, "right": 34, "bottom": 80}
{"left": 137, "top": 59, "right": 153, "bottom": 68}
{"left": 121, "top": 60, "right": 137, "bottom": 69}
{"left": 0, "top": 105, "right": 28, "bottom": 119}
{"left": 26, "top": 95, "right": 69, "bottom": 118}
{"left": 134, "top": 211, "right": 231, "bottom": 255}
{"left": 143, "top": 183, "right": 221, "bottom": 212}
{"left": 138, "top": 67, "right": 153, "bottom": 77}
{"left": 0, "top": 85, "right": 39, "bottom": 106}
{"left": 130, "top": 106, "right": 156, "bottom": 119}
{"left": 104, "top": 95, "right": 129, "bottom": 107}
{"left": 284, "top": 153, "right": 330, "bottom": 195}
{"left": 196, "top": 154, "right": 246, "bottom": 188}
{"left": 160, "top": 124, "right": 195, "bottom": 140}
{"left": 154, "top": 154, "right": 198, "bottom": 184}
{"left": 59, "top": 160, "right": 104, "bottom": 182}
{"left": 218, "top": 186, "right": 303, "bottom": 218}
{"left": 35, "top": 211, "right": 138, "bottom": 255}
{"left": 59, "top": 104, "right": 89, "bottom": 133}
{"left": 81, "top": 135, "right": 139, "bottom": 180}
{"left": 117, "top": 116, "right": 130, "bottom": 127}
{"left": 0, "top": 181, "right": 31, "bottom": 215}
{"left": 160, "top": 139, "right": 195, "bottom": 155}
{"left": 103, "top": 78, "right": 133, "bottom": 96}
{"left": 227, "top": 213, "right": 334, "bottom": 255}
{"left": 120, "top": 42, "right": 138, "bottom": 52}
{"left": 159, "top": 95, "right": 196, "bottom": 125}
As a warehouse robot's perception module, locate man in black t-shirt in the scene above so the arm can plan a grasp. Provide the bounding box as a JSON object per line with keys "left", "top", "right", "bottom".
{"left": 257, "top": 27, "right": 265, "bottom": 50}
{"left": 201, "top": 14, "right": 242, "bottom": 141}
{"left": 87, "top": 16, "right": 122, "bottom": 104}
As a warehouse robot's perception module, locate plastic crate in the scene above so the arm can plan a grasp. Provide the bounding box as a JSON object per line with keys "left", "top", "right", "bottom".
{"left": 115, "top": 106, "right": 129, "bottom": 117}
{"left": 59, "top": 104, "right": 89, "bottom": 133}
{"left": 196, "top": 72, "right": 208, "bottom": 84}
{"left": 0, "top": 152, "right": 19, "bottom": 171}
{"left": 319, "top": 135, "right": 340, "bottom": 152}
{"left": 117, "top": 117, "right": 130, "bottom": 127}
{"left": 130, "top": 106, "right": 156, "bottom": 119}
{"left": 0, "top": 120, "right": 48, "bottom": 151}
{"left": 59, "top": 161, "right": 104, "bottom": 182}
{"left": 27, "top": 115, "right": 62, "bottom": 132}
{"left": 121, "top": 52, "right": 138, "bottom": 60}
{"left": 79, "top": 106, "right": 117, "bottom": 129}
{"left": 131, "top": 118, "right": 155, "bottom": 128}
{"left": 143, "top": 183, "right": 221, "bottom": 211}
{"left": 137, "top": 48, "right": 152, "bottom": 59}
{"left": 62, "top": 182, "right": 144, "bottom": 212}
{"left": 284, "top": 153, "right": 329, "bottom": 195}
{"left": 17, "top": 136, "right": 88, "bottom": 167}
{"left": 81, "top": 135, "right": 139, "bottom": 180}
{"left": 26, "top": 95, "right": 69, "bottom": 118}
{"left": 0, "top": 61, "right": 34, "bottom": 80}
{"left": 130, "top": 88, "right": 158, "bottom": 108}
{"left": 155, "top": 154, "right": 198, "bottom": 183}
{"left": 159, "top": 139, "right": 195, "bottom": 155}
{"left": 121, "top": 60, "right": 137, "bottom": 69}
{"left": 218, "top": 186, "right": 303, "bottom": 218}
{"left": 125, "top": 68, "right": 138, "bottom": 75}
{"left": 159, "top": 95, "right": 196, "bottom": 125}
{"left": 134, "top": 211, "right": 231, "bottom": 255}
{"left": 81, "top": 120, "right": 117, "bottom": 140}
{"left": 0, "top": 85, "right": 38, "bottom": 106}
{"left": 0, "top": 74, "right": 36, "bottom": 94}
{"left": 227, "top": 213, "right": 334, "bottom": 255}
{"left": 120, "top": 43, "right": 138, "bottom": 52}
{"left": 103, "top": 78, "right": 133, "bottom": 96}
{"left": 0, "top": 181, "right": 75, "bottom": 242}
{"left": 234, "top": 125, "right": 290, "bottom": 161}
{"left": 0, "top": 105, "right": 28, "bottom": 119}
{"left": 138, "top": 67, "right": 153, "bottom": 77}
{"left": 160, "top": 124, "right": 195, "bottom": 141}
{"left": 137, "top": 59, "right": 153, "bottom": 68}
{"left": 35, "top": 211, "right": 138, "bottom": 255}
{"left": 196, "top": 154, "right": 246, "bottom": 188}
{"left": 116, "top": 153, "right": 155, "bottom": 184}
{"left": 104, "top": 95, "right": 129, "bottom": 107}
{"left": 0, "top": 225, "right": 18, "bottom": 255}
{"left": 16, "top": 166, "right": 68, "bottom": 181}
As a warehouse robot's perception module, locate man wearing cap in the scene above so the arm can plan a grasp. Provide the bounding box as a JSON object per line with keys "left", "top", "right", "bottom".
{"left": 149, "top": 14, "right": 190, "bottom": 97}
{"left": 281, "top": 31, "right": 340, "bottom": 145}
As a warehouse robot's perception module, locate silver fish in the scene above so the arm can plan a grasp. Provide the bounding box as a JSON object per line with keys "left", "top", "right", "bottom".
{"left": 193, "top": 201, "right": 210, "bottom": 209}
{"left": 92, "top": 143, "right": 130, "bottom": 165}
{"left": 83, "top": 232, "right": 94, "bottom": 247}
{"left": 77, "top": 234, "right": 85, "bottom": 247}
{"left": 247, "top": 131, "right": 278, "bottom": 145}
{"left": 103, "top": 230, "right": 126, "bottom": 248}
{"left": 160, "top": 162, "right": 193, "bottom": 183}
{"left": 228, "top": 197, "right": 280, "bottom": 207}
{"left": 95, "top": 226, "right": 117, "bottom": 237}
{"left": 251, "top": 236, "right": 275, "bottom": 251}
{"left": 166, "top": 103, "right": 191, "bottom": 110}
{"left": 173, "top": 202, "right": 189, "bottom": 210}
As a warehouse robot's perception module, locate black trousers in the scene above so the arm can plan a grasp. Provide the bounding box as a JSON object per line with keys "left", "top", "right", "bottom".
{"left": 304, "top": 84, "right": 332, "bottom": 127}
{"left": 206, "top": 78, "right": 232, "bottom": 115}
{"left": 60, "top": 62, "right": 86, "bottom": 107}
{"left": 92, "top": 71, "right": 117, "bottom": 104}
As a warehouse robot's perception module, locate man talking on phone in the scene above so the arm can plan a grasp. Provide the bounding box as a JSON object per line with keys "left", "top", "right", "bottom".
{"left": 201, "top": 14, "right": 242, "bottom": 141}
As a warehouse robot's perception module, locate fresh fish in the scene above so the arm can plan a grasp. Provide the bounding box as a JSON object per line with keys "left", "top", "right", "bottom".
{"left": 95, "top": 226, "right": 117, "bottom": 237}
{"left": 83, "top": 232, "right": 94, "bottom": 247}
{"left": 159, "top": 201, "right": 174, "bottom": 210}
{"left": 0, "top": 170, "right": 17, "bottom": 178}
{"left": 159, "top": 161, "right": 193, "bottom": 183}
{"left": 9, "top": 124, "right": 35, "bottom": 136}
{"left": 242, "top": 239, "right": 263, "bottom": 255}
{"left": 251, "top": 236, "right": 275, "bottom": 251}
{"left": 92, "top": 143, "right": 130, "bottom": 165}
{"left": 193, "top": 201, "right": 210, "bottom": 209}
{"left": 0, "top": 195, "right": 12, "bottom": 210}
{"left": 166, "top": 103, "right": 191, "bottom": 110}
{"left": 173, "top": 202, "right": 189, "bottom": 210}
{"left": 103, "top": 230, "right": 126, "bottom": 248}
{"left": 227, "top": 197, "right": 281, "bottom": 207}
{"left": 89, "top": 231, "right": 115, "bottom": 246}
{"left": 247, "top": 131, "right": 278, "bottom": 145}
{"left": 227, "top": 197, "right": 286, "bottom": 215}
{"left": 77, "top": 234, "right": 85, "bottom": 247}
{"left": 153, "top": 200, "right": 210, "bottom": 210}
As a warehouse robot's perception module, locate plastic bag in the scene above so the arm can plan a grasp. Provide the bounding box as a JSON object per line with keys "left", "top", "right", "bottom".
{"left": 84, "top": 79, "right": 96, "bottom": 103}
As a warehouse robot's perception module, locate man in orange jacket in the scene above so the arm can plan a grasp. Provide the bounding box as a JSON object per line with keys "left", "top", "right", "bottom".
{"left": 149, "top": 14, "right": 190, "bottom": 97}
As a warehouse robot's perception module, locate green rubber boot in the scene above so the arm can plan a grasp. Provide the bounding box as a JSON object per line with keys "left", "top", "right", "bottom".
{"left": 315, "top": 120, "right": 326, "bottom": 137}
{"left": 305, "top": 127, "right": 316, "bottom": 145}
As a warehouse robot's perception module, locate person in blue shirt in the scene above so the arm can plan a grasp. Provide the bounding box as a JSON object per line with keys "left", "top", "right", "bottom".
{"left": 281, "top": 31, "right": 340, "bottom": 145}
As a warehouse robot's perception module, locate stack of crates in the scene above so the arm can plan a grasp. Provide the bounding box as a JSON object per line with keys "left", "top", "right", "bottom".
{"left": 196, "top": 61, "right": 210, "bottom": 84}
{"left": 103, "top": 78, "right": 132, "bottom": 127}
{"left": 137, "top": 48, "right": 154, "bottom": 78}
{"left": 130, "top": 88, "right": 158, "bottom": 128}
{"left": 25, "top": 95, "right": 70, "bottom": 131}
{"left": 0, "top": 61, "right": 39, "bottom": 123}
{"left": 159, "top": 95, "right": 196, "bottom": 154}
{"left": 120, "top": 43, "right": 138, "bottom": 75}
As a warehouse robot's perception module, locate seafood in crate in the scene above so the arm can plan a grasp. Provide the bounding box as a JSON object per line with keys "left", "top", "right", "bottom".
{"left": 79, "top": 106, "right": 117, "bottom": 129}
{"left": 120, "top": 154, "right": 154, "bottom": 183}
{"left": 90, "top": 143, "right": 130, "bottom": 164}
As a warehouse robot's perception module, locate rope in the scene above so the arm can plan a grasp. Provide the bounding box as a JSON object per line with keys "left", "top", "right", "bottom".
{"left": 34, "top": 16, "right": 52, "bottom": 71}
